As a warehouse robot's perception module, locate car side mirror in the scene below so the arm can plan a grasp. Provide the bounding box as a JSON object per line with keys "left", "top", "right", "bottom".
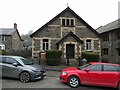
{"left": 84, "top": 68, "right": 90, "bottom": 72}
{"left": 13, "top": 63, "right": 18, "bottom": 67}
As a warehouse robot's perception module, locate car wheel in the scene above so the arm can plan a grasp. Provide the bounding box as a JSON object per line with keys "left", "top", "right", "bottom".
{"left": 68, "top": 76, "right": 80, "bottom": 88}
{"left": 19, "top": 72, "right": 30, "bottom": 83}
{"left": 118, "top": 82, "right": 120, "bottom": 90}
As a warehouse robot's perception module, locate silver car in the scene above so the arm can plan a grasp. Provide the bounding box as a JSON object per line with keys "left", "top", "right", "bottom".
{"left": 0, "top": 55, "right": 46, "bottom": 82}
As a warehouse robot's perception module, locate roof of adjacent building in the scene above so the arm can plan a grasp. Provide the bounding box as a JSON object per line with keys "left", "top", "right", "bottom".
{"left": 0, "top": 28, "right": 23, "bottom": 41}
{"left": 0, "top": 28, "right": 16, "bottom": 35}
{"left": 30, "top": 7, "right": 99, "bottom": 37}
{"left": 96, "top": 19, "right": 120, "bottom": 34}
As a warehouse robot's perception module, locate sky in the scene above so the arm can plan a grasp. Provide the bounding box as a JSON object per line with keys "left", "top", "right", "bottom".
{"left": 0, "top": 0, "right": 120, "bottom": 35}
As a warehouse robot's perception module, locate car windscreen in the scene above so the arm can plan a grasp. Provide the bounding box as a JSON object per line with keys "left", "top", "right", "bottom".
{"left": 77, "top": 64, "right": 90, "bottom": 70}
{"left": 117, "top": 66, "right": 120, "bottom": 72}
{"left": 0, "top": 57, "right": 2, "bottom": 63}
{"left": 20, "top": 58, "right": 33, "bottom": 65}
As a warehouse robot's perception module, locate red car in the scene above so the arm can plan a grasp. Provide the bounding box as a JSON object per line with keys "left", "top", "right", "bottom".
{"left": 60, "top": 62, "right": 120, "bottom": 89}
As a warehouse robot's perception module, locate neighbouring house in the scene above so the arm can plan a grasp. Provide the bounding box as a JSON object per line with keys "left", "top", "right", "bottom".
{"left": 97, "top": 19, "right": 120, "bottom": 64}
{"left": 30, "top": 7, "right": 100, "bottom": 64}
{"left": 0, "top": 23, "right": 23, "bottom": 50}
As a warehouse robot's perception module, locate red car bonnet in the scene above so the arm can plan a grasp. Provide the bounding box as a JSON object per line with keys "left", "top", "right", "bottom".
{"left": 62, "top": 67, "right": 78, "bottom": 72}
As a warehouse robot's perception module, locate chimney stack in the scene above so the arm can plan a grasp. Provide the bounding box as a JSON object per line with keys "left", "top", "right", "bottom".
{"left": 14, "top": 23, "right": 17, "bottom": 29}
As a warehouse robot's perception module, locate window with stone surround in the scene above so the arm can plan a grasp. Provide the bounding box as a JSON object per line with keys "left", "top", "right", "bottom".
{"left": 102, "top": 35, "right": 109, "bottom": 42}
{"left": 0, "top": 36, "right": 5, "bottom": 41}
{"left": 86, "top": 39, "right": 92, "bottom": 51}
{"left": 117, "top": 31, "right": 120, "bottom": 40}
{"left": 0, "top": 44, "right": 5, "bottom": 50}
{"left": 102, "top": 48, "right": 108, "bottom": 55}
{"left": 61, "top": 18, "right": 75, "bottom": 27}
{"left": 117, "top": 48, "right": 120, "bottom": 56}
{"left": 62, "top": 19, "right": 65, "bottom": 26}
{"left": 114, "top": 30, "right": 120, "bottom": 40}
{"left": 42, "top": 39, "right": 49, "bottom": 50}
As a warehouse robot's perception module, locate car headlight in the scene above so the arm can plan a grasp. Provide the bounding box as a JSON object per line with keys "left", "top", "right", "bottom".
{"left": 33, "top": 70, "right": 40, "bottom": 73}
{"left": 61, "top": 72, "right": 67, "bottom": 76}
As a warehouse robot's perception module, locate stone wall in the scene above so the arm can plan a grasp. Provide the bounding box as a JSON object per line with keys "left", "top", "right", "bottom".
{"left": 12, "top": 31, "right": 21, "bottom": 50}
{"left": 101, "top": 29, "right": 120, "bottom": 64}
{"left": 31, "top": 8, "right": 100, "bottom": 58}
{"left": 2, "top": 36, "right": 12, "bottom": 50}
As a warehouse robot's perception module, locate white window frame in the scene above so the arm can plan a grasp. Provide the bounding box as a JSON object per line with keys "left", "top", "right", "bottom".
{"left": 42, "top": 39, "right": 49, "bottom": 51}
{"left": 0, "top": 44, "right": 5, "bottom": 50}
{"left": 86, "top": 39, "right": 92, "bottom": 51}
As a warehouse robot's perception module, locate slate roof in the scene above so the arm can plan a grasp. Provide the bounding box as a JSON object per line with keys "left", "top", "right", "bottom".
{"left": 0, "top": 28, "right": 23, "bottom": 41}
{"left": 96, "top": 19, "right": 120, "bottom": 34}
{"left": 57, "top": 31, "right": 83, "bottom": 45}
{"left": 0, "top": 28, "right": 16, "bottom": 35}
{"left": 30, "top": 7, "right": 99, "bottom": 37}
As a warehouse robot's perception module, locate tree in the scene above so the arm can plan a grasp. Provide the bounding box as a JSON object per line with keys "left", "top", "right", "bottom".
{"left": 21, "top": 30, "right": 33, "bottom": 48}
{"left": 27, "top": 30, "right": 33, "bottom": 35}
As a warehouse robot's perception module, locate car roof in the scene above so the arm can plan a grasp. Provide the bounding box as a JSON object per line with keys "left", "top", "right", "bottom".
{"left": 0, "top": 55, "right": 23, "bottom": 59}
{"left": 89, "top": 62, "right": 120, "bottom": 66}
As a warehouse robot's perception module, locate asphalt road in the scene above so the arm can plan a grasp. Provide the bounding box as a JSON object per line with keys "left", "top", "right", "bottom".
{"left": 1, "top": 71, "right": 117, "bottom": 90}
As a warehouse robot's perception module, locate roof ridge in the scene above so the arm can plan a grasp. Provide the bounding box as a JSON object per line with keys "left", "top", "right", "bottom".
{"left": 101, "top": 19, "right": 119, "bottom": 28}
{"left": 97, "top": 19, "right": 120, "bottom": 34}
{"left": 30, "top": 7, "right": 99, "bottom": 37}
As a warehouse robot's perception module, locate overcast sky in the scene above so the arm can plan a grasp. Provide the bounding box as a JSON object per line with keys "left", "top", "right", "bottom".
{"left": 0, "top": 0, "right": 120, "bottom": 35}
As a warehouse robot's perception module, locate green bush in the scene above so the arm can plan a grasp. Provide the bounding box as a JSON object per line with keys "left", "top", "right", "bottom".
{"left": 46, "top": 59, "right": 61, "bottom": 66}
{"left": 82, "top": 52, "right": 99, "bottom": 62}
{"left": 0, "top": 50, "right": 7, "bottom": 55}
{"left": 46, "top": 50, "right": 62, "bottom": 66}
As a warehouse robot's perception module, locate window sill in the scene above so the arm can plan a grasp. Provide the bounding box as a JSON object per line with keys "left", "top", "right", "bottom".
{"left": 61, "top": 25, "right": 75, "bottom": 27}
{"left": 86, "top": 50, "right": 93, "bottom": 52}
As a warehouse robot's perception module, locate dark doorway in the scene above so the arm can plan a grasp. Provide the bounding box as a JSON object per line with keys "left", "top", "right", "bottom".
{"left": 66, "top": 44, "right": 75, "bottom": 59}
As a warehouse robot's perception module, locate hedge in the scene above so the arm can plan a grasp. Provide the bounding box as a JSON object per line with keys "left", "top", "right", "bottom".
{"left": 7, "top": 50, "right": 32, "bottom": 58}
{"left": 0, "top": 50, "right": 7, "bottom": 55}
{"left": 46, "top": 50, "right": 62, "bottom": 66}
{"left": 0, "top": 50, "right": 32, "bottom": 58}
{"left": 82, "top": 52, "right": 99, "bottom": 62}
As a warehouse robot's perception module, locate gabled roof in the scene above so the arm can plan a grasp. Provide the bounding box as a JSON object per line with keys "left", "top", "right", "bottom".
{"left": 57, "top": 31, "right": 83, "bottom": 45}
{"left": 30, "top": 7, "right": 99, "bottom": 37}
{"left": 96, "top": 19, "right": 120, "bottom": 34}
{"left": 0, "top": 28, "right": 16, "bottom": 35}
{"left": 0, "top": 28, "right": 23, "bottom": 41}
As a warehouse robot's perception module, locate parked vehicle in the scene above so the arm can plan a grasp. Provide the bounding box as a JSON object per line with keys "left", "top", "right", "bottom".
{"left": 60, "top": 62, "right": 120, "bottom": 89}
{"left": 0, "top": 55, "right": 46, "bottom": 82}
